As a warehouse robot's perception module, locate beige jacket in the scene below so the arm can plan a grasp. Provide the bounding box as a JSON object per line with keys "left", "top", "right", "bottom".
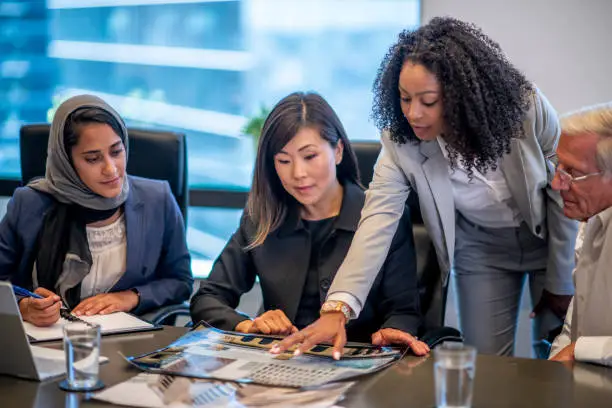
{"left": 550, "top": 208, "right": 612, "bottom": 365}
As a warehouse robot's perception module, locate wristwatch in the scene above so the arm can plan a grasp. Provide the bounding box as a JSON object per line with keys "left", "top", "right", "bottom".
{"left": 320, "top": 300, "right": 352, "bottom": 322}
{"left": 130, "top": 288, "right": 141, "bottom": 307}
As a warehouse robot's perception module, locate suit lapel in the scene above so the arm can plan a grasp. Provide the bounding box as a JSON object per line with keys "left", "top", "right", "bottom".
{"left": 500, "top": 140, "right": 532, "bottom": 226}
{"left": 273, "top": 183, "right": 363, "bottom": 319}
{"left": 113, "top": 181, "right": 145, "bottom": 290}
{"left": 419, "top": 141, "right": 456, "bottom": 263}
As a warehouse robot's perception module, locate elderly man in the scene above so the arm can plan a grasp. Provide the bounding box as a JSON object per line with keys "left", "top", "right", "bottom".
{"left": 549, "top": 102, "right": 612, "bottom": 364}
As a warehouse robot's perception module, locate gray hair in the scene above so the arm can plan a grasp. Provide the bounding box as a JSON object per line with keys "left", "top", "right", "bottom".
{"left": 561, "top": 102, "right": 612, "bottom": 175}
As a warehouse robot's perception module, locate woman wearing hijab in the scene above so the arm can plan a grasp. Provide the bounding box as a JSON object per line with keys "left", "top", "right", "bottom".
{"left": 0, "top": 94, "right": 193, "bottom": 327}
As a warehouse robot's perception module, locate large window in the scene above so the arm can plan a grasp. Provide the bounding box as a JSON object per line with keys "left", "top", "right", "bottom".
{"left": 0, "top": 0, "right": 419, "bottom": 278}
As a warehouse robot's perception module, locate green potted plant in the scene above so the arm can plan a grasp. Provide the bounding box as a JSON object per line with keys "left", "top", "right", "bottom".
{"left": 242, "top": 105, "right": 270, "bottom": 149}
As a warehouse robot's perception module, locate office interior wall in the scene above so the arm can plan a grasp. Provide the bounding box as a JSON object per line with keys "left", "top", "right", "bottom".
{"left": 422, "top": 0, "right": 612, "bottom": 114}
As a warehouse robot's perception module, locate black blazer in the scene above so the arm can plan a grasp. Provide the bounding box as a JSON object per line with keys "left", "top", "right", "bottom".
{"left": 190, "top": 182, "right": 421, "bottom": 342}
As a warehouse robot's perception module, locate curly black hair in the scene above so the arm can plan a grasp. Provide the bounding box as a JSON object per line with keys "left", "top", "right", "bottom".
{"left": 372, "top": 17, "right": 534, "bottom": 173}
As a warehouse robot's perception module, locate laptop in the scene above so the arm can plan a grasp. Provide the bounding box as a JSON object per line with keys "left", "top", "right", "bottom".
{"left": 0, "top": 281, "right": 106, "bottom": 381}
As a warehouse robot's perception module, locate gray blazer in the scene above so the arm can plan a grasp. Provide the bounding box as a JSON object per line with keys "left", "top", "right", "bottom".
{"left": 328, "top": 89, "right": 578, "bottom": 314}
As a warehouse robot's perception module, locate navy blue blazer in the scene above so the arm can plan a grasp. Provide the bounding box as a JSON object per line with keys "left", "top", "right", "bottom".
{"left": 0, "top": 176, "right": 193, "bottom": 314}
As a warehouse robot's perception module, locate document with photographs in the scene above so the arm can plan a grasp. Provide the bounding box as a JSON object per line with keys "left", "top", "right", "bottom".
{"left": 94, "top": 372, "right": 353, "bottom": 408}
{"left": 126, "top": 323, "right": 406, "bottom": 388}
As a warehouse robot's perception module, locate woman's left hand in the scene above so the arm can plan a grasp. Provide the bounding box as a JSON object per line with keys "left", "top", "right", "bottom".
{"left": 72, "top": 290, "right": 139, "bottom": 316}
{"left": 371, "top": 328, "right": 430, "bottom": 356}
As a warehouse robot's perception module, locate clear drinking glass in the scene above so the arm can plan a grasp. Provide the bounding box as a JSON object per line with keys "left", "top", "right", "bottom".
{"left": 434, "top": 343, "right": 477, "bottom": 408}
{"left": 63, "top": 323, "right": 101, "bottom": 390}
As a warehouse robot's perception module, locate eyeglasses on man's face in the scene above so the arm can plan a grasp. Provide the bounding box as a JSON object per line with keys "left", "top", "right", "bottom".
{"left": 546, "top": 154, "right": 602, "bottom": 185}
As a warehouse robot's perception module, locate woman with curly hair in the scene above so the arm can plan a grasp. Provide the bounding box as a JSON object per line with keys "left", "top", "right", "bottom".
{"left": 274, "top": 17, "right": 578, "bottom": 358}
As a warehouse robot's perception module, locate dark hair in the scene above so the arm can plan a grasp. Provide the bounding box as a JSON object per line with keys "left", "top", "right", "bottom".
{"left": 246, "top": 92, "right": 360, "bottom": 248}
{"left": 64, "top": 107, "right": 125, "bottom": 162}
{"left": 372, "top": 17, "right": 533, "bottom": 173}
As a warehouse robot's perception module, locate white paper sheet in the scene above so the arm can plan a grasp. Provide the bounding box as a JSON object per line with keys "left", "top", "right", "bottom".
{"left": 24, "top": 312, "right": 153, "bottom": 341}
{"left": 94, "top": 372, "right": 353, "bottom": 408}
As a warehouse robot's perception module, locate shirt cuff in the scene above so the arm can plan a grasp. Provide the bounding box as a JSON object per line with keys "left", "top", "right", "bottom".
{"left": 544, "top": 279, "right": 575, "bottom": 296}
{"left": 575, "top": 337, "right": 612, "bottom": 363}
{"left": 327, "top": 292, "right": 361, "bottom": 319}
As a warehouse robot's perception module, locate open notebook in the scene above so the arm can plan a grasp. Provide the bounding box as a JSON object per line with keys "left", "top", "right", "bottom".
{"left": 24, "top": 312, "right": 159, "bottom": 342}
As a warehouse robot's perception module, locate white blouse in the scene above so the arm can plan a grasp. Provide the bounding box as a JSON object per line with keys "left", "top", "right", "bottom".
{"left": 437, "top": 137, "right": 522, "bottom": 228}
{"left": 80, "top": 214, "right": 127, "bottom": 299}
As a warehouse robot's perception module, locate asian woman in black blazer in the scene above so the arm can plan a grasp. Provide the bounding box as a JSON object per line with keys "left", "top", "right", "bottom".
{"left": 190, "top": 92, "right": 428, "bottom": 355}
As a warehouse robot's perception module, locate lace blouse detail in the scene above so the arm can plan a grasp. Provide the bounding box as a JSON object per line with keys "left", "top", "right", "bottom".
{"left": 86, "top": 214, "right": 126, "bottom": 252}
{"left": 80, "top": 215, "right": 128, "bottom": 299}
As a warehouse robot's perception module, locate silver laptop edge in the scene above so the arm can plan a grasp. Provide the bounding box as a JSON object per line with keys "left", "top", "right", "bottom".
{"left": 0, "top": 281, "right": 63, "bottom": 381}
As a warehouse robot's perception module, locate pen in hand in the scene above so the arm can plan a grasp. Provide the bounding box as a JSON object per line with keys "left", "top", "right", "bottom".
{"left": 12, "top": 285, "right": 93, "bottom": 326}
{"left": 13, "top": 284, "right": 64, "bottom": 326}
{"left": 12, "top": 285, "right": 45, "bottom": 300}
{"left": 13, "top": 284, "right": 67, "bottom": 308}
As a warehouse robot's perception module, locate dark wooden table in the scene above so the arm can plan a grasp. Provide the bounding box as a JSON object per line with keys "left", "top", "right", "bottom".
{"left": 1, "top": 326, "right": 612, "bottom": 408}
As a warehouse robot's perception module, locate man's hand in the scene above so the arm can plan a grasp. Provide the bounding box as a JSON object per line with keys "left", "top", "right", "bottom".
{"left": 550, "top": 342, "right": 576, "bottom": 362}
{"left": 72, "top": 290, "right": 139, "bottom": 316}
{"left": 18, "top": 287, "right": 61, "bottom": 327}
{"left": 271, "top": 312, "right": 347, "bottom": 360}
{"left": 371, "top": 328, "right": 430, "bottom": 356}
{"left": 234, "top": 310, "right": 297, "bottom": 336}
{"left": 531, "top": 289, "right": 573, "bottom": 320}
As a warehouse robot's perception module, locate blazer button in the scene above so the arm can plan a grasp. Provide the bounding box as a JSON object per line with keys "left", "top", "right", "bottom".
{"left": 320, "top": 279, "right": 331, "bottom": 291}
{"left": 535, "top": 225, "right": 542, "bottom": 235}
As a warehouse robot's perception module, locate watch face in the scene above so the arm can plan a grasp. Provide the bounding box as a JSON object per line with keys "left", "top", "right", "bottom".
{"left": 324, "top": 302, "right": 340, "bottom": 312}
{"left": 321, "top": 301, "right": 350, "bottom": 322}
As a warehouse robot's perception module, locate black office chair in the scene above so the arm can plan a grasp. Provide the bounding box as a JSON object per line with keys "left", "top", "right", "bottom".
{"left": 19, "top": 124, "right": 191, "bottom": 326}
{"left": 351, "top": 141, "right": 462, "bottom": 348}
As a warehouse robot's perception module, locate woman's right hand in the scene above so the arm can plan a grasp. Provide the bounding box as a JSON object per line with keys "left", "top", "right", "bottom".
{"left": 234, "top": 309, "right": 298, "bottom": 336}
{"left": 18, "top": 287, "right": 62, "bottom": 327}
{"left": 271, "top": 312, "right": 348, "bottom": 360}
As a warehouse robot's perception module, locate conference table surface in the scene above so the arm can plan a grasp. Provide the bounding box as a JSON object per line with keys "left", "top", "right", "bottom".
{"left": 2, "top": 326, "right": 612, "bottom": 408}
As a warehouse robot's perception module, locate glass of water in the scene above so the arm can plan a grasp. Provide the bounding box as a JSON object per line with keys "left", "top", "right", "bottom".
{"left": 434, "top": 343, "right": 477, "bottom": 408}
{"left": 63, "top": 322, "right": 101, "bottom": 390}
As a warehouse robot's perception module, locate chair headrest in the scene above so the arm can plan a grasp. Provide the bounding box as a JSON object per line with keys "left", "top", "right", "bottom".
{"left": 351, "top": 141, "right": 382, "bottom": 187}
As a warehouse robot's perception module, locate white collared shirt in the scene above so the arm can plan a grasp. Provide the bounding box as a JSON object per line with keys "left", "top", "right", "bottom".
{"left": 550, "top": 207, "right": 612, "bottom": 365}
{"left": 437, "top": 137, "right": 522, "bottom": 228}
